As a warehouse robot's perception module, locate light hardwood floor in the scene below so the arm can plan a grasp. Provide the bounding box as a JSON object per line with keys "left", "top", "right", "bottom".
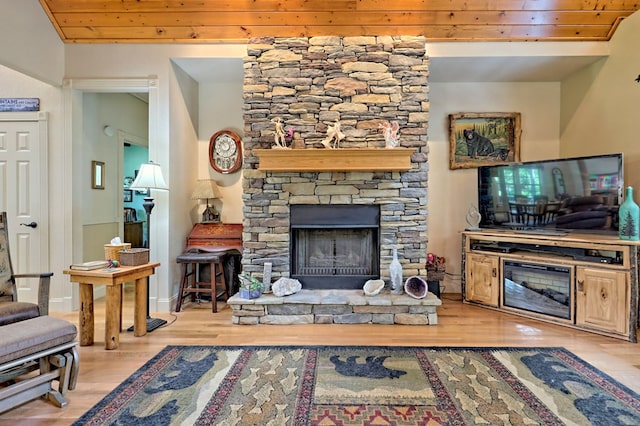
{"left": 2, "top": 288, "right": 640, "bottom": 425}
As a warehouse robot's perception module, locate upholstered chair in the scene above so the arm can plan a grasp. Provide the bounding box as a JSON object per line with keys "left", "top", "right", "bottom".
{"left": 0, "top": 212, "right": 53, "bottom": 326}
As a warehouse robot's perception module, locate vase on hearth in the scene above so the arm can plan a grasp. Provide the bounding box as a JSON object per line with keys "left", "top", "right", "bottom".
{"left": 262, "top": 262, "right": 272, "bottom": 293}
{"left": 389, "top": 249, "right": 403, "bottom": 295}
{"left": 619, "top": 186, "right": 639, "bottom": 241}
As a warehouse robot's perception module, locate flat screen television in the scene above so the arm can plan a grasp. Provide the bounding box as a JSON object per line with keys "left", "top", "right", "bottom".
{"left": 478, "top": 153, "right": 623, "bottom": 234}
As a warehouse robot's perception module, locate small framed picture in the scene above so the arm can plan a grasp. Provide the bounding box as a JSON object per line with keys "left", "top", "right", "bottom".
{"left": 449, "top": 112, "right": 521, "bottom": 170}
{"left": 91, "top": 160, "right": 105, "bottom": 189}
{"left": 123, "top": 189, "right": 133, "bottom": 202}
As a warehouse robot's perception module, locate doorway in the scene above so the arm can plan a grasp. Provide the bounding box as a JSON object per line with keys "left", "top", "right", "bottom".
{"left": 64, "top": 77, "right": 163, "bottom": 311}
{"left": 121, "top": 130, "right": 149, "bottom": 248}
{"left": 77, "top": 92, "right": 149, "bottom": 262}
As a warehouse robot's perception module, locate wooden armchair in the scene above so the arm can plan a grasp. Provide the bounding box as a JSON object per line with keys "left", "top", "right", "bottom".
{"left": 0, "top": 212, "right": 79, "bottom": 412}
{"left": 0, "top": 212, "right": 53, "bottom": 325}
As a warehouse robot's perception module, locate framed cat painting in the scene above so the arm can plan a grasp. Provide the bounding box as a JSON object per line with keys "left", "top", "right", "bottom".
{"left": 449, "top": 112, "right": 521, "bottom": 170}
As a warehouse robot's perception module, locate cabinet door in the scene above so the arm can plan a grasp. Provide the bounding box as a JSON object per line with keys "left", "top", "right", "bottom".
{"left": 124, "top": 222, "right": 144, "bottom": 248}
{"left": 576, "top": 267, "right": 628, "bottom": 335}
{"left": 465, "top": 253, "right": 500, "bottom": 307}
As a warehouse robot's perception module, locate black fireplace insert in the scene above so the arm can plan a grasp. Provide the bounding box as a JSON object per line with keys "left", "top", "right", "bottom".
{"left": 290, "top": 205, "right": 380, "bottom": 289}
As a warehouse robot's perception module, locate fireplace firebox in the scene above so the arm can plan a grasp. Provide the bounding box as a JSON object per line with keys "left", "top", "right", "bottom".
{"left": 290, "top": 205, "right": 380, "bottom": 289}
{"left": 502, "top": 260, "right": 572, "bottom": 320}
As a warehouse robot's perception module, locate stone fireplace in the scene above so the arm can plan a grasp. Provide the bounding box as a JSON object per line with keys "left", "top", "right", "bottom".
{"left": 241, "top": 35, "right": 429, "bottom": 289}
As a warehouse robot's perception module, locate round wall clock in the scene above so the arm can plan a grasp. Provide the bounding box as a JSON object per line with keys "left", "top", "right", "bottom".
{"left": 209, "top": 130, "right": 242, "bottom": 174}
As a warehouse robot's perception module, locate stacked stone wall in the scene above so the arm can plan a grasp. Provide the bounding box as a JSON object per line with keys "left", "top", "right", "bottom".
{"left": 242, "top": 36, "right": 429, "bottom": 285}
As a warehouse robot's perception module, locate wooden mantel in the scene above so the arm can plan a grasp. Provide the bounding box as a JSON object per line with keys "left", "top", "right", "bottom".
{"left": 253, "top": 148, "right": 414, "bottom": 172}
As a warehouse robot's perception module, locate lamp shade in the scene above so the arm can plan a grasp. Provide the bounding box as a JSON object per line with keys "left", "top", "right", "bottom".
{"left": 191, "top": 179, "right": 219, "bottom": 200}
{"left": 130, "top": 161, "right": 168, "bottom": 191}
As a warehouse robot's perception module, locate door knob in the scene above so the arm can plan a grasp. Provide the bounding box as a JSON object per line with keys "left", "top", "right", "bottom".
{"left": 20, "top": 222, "right": 38, "bottom": 229}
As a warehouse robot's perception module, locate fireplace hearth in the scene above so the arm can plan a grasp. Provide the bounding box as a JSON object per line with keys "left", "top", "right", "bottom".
{"left": 291, "top": 205, "right": 380, "bottom": 290}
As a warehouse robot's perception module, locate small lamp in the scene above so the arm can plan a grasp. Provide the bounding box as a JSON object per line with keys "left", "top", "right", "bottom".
{"left": 191, "top": 179, "right": 220, "bottom": 223}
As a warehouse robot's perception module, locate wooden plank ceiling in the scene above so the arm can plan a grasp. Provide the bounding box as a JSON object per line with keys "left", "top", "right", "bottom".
{"left": 39, "top": 0, "right": 639, "bottom": 44}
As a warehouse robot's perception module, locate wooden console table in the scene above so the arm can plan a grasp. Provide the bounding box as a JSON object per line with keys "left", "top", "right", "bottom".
{"left": 63, "top": 262, "right": 160, "bottom": 350}
{"left": 462, "top": 230, "right": 638, "bottom": 342}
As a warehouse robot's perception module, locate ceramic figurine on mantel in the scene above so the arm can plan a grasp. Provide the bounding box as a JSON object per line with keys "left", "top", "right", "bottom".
{"left": 389, "top": 248, "right": 404, "bottom": 295}
{"left": 320, "top": 119, "right": 345, "bottom": 149}
{"left": 271, "top": 117, "right": 290, "bottom": 149}
{"left": 380, "top": 120, "right": 400, "bottom": 148}
{"left": 619, "top": 186, "right": 639, "bottom": 241}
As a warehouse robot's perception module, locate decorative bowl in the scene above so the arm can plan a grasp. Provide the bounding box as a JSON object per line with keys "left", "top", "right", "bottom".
{"left": 363, "top": 279, "right": 385, "bottom": 296}
{"left": 404, "top": 276, "right": 428, "bottom": 299}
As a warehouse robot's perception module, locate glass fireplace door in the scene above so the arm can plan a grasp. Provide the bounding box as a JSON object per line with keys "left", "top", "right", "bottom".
{"left": 294, "top": 229, "right": 375, "bottom": 277}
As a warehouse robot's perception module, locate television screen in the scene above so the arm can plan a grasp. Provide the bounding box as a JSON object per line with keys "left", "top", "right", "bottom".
{"left": 478, "top": 153, "right": 623, "bottom": 233}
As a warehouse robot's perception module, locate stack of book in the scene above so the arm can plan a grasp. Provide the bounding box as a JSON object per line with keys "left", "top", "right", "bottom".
{"left": 69, "top": 260, "right": 110, "bottom": 271}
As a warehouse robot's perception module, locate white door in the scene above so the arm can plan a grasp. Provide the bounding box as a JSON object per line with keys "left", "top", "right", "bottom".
{"left": 0, "top": 112, "right": 49, "bottom": 303}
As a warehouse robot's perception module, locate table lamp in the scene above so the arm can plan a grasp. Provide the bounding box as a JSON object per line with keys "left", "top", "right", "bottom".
{"left": 129, "top": 160, "right": 168, "bottom": 333}
{"left": 191, "top": 179, "right": 220, "bottom": 223}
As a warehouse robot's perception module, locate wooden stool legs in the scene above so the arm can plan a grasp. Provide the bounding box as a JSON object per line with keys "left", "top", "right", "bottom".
{"left": 210, "top": 260, "right": 228, "bottom": 313}
{"left": 175, "top": 256, "right": 227, "bottom": 313}
{"left": 175, "top": 262, "right": 195, "bottom": 313}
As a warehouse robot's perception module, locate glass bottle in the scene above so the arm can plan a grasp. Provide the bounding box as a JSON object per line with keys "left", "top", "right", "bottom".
{"left": 389, "top": 248, "right": 404, "bottom": 295}
{"left": 619, "top": 186, "right": 639, "bottom": 241}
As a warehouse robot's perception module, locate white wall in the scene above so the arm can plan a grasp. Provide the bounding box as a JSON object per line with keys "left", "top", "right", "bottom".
{"left": 0, "top": 0, "right": 64, "bottom": 85}
{"left": 428, "top": 82, "right": 561, "bottom": 292}
{"left": 198, "top": 60, "right": 245, "bottom": 224}
{"left": 561, "top": 11, "right": 640, "bottom": 192}
{"left": 167, "top": 63, "right": 200, "bottom": 302}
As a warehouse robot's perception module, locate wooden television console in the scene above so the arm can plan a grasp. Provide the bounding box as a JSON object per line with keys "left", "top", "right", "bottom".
{"left": 462, "top": 230, "right": 639, "bottom": 342}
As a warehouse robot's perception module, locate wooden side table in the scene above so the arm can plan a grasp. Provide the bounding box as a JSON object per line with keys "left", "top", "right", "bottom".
{"left": 63, "top": 262, "right": 160, "bottom": 350}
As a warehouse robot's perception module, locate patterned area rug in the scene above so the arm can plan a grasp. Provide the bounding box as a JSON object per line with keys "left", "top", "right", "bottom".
{"left": 73, "top": 346, "right": 640, "bottom": 425}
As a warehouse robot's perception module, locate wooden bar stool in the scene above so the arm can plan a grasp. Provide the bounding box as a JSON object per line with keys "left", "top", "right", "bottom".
{"left": 176, "top": 250, "right": 228, "bottom": 313}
